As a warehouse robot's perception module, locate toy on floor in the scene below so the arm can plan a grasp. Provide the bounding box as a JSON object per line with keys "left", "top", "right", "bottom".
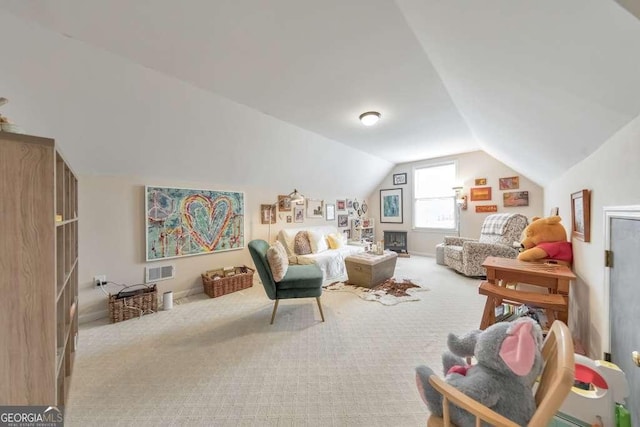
{"left": 518, "top": 215, "right": 573, "bottom": 264}
{"left": 415, "top": 317, "right": 544, "bottom": 427}
{"left": 557, "top": 354, "right": 630, "bottom": 427}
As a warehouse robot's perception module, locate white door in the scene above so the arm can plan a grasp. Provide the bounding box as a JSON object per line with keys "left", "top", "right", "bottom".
{"left": 605, "top": 206, "right": 640, "bottom": 426}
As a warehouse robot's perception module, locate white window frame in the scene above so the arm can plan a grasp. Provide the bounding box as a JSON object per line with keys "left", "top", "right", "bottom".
{"left": 412, "top": 160, "right": 458, "bottom": 232}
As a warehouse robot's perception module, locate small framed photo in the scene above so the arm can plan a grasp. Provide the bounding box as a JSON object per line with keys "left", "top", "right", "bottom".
{"left": 475, "top": 205, "right": 498, "bottom": 213}
{"left": 278, "top": 195, "right": 292, "bottom": 211}
{"left": 260, "top": 204, "right": 276, "bottom": 224}
{"left": 306, "top": 199, "right": 324, "bottom": 218}
{"left": 343, "top": 229, "right": 351, "bottom": 239}
{"left": 325, "top": 203, "right": 336, "bottom": 221}
{"left": 393, "top": 173, "right": 407, "bottom": 186}
{"left": 470, "top": 187, "right": 492, "bottom": 201}
{"left": 346, "top": 199, "right": 353, "bottom": 209}
{"left": 294, "top": 206, "right": 304, "bottom": 223}
{"left": 286, "top": 215, "right": 292, "bottom": 223}
{"left": 336, "top": 199, "right": 346, "bottom": 211}
{"left": 503, "top": 191, "right": 529, "bottom": 207}
{"left": 549, "top": 207, "right": 559, "bottom": 216}
{"left": 475, "top": 178, "right": 487, "bottom": 186}
{"left": 337, "top": 214, "right": 348, "bottom": 228}
{"left": 571, "top": 190, "right": 590, "bottom": 242}
{"left": 499, "top": 176, "right": 520, "bottom": 190}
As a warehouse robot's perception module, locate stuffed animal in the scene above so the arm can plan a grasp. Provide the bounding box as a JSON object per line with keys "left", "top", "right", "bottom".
{"left": 416, "top": 317, "right": 544, "bottom": 427}
{"left": 517, "top": 215, "right": 572, "bottom": 264}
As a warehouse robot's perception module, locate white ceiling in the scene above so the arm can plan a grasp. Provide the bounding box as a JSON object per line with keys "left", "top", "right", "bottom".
{"left": 1, "top": 0, "right": 639, "bottom": 185}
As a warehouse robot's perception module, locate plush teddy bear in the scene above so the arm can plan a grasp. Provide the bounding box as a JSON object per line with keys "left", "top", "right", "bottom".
{"left": 416, "top": 317, "right": 544, "bottom": 427}
{"left": 517, "top": 215, "right": 573, "bottom": 264}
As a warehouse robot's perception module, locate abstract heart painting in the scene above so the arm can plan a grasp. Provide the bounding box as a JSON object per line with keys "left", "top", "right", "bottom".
{"left": 146, "top": 186, "right": 244, "bottom": 260}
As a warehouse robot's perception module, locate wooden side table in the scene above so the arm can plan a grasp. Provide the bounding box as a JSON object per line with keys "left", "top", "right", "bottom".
{"left": 479, "top": 256, "right": 576, "bottom": 329}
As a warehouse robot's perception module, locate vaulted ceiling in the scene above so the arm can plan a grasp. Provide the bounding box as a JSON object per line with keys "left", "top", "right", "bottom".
{"left": 1, "top": 0, "right": 639, "bottom": 186}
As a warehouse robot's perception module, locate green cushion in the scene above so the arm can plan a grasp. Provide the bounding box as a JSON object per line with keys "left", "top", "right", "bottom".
{"left": 277, "top": 264, "right": 323, "bottom": 290}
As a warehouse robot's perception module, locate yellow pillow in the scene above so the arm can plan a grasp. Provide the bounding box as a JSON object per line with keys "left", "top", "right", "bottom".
{"left": 327, "top": 233, "right": 345, "bottom": 249}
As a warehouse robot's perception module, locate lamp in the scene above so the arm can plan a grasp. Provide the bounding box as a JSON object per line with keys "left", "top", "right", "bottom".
{"left": 267, "top": 189, "right": 305, "bottom": 242}
{"left": 359, "top": 111, "right": 381, "bottom": 126}
{"left": 0, "top": 97, "right": 8, "bottom": 107}
{"left": 288, "top": 188, "right": 305, "bottom": 202}
{"left": 452, "top": 186, "right": 467, "bottom": 237}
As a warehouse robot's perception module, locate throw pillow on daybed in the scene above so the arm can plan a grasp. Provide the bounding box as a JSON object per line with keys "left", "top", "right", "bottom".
{"left": 326, "top": 233, "right": 347, "bottom": 249}
{"left": 294, "top": 231, "right": 312, "bottom": 255}
{"left": 266, "top": 240, "right": 289, "bottom": 282}
{"left": 308, "top": 229, "right": 329, "bottom": 253}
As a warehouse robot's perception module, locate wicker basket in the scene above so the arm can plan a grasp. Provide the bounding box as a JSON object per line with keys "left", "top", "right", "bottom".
{"left": 108, "top": 284, "right": 158, "bottom": 323}
{"left": 201, "top": 266, "right": 254, "bottom": 298}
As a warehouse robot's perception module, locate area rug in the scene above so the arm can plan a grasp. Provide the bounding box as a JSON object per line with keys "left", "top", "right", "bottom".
{"left": 323, "top": 278, "right": 429, "bottom": 305}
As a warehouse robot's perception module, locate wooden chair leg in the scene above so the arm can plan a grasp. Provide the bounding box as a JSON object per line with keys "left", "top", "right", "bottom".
{"left": 316, "top": 297, "right": 325, "bottom": 322}
{"left": 270, "top": 299, "right": 279, "bottom": 325}
{"left": 480, "top": 296, "right": 496, "bottom": 330}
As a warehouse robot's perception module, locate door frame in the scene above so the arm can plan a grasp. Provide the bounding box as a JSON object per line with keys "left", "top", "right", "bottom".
{"left": 602, "top": 204, "right": 640, "bottom": 353}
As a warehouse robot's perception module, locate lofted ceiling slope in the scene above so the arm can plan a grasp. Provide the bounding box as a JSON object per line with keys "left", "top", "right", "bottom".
{"left": 1, "top": 0, "right": 639, "bottom": 186}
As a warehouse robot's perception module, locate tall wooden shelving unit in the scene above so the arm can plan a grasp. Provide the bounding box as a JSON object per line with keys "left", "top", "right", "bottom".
{"left": 0, "top": 132, "right": 78, "bottom": 407}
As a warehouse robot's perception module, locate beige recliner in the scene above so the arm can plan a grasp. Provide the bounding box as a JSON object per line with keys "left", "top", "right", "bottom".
{"left": 443, "top": 213, "right": 528, "bottom": 277}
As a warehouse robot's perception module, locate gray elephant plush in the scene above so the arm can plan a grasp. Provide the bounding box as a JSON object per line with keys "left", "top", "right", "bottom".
{"left": 416, "top": 317, "right": 544, "bottom": 427}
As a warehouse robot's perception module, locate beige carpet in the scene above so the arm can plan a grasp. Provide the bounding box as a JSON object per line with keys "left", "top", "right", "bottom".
{"left": 66, "top": 255, "right": 486, "bottom": 426}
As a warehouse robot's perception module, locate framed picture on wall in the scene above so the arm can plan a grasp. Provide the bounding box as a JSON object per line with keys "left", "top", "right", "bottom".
{"left": 499, "top": 176, "right": 520, "bottom": 190}
{"left": 306, "top": 199, "right": 324, "bottom": 218}
{"left": 470, "top": 187, "right": 492, "bottom": 201}
{"left": 571, "top": 189, "right": 590, "bottom": 242}
{"left": 393, "top": 173, "right": 407, "bottom": 185}
{"left": 145, "top": 186, "right": 245, "bottom": 260}
{"left": 294, "top": 206, "right": 304, "bottom": 223}
{"left": 337, "top": 214, "right": 348, "bottom": 228}
{"left": 380, "top": 188, "right": 403, "bottom": 223}
{"left": 503, "top": 191, "right": 529, "bottom": 207}
{"left": 325, "top": 204, "right": 336, "bottom": 221}
{"left": 475, "top": 178, "right": 487, "bottom": 186}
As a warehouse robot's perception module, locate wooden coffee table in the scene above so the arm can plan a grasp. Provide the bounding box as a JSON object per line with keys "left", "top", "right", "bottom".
{"left": 345, "top": 251, "right": 398, "bottom": 288}
{"left": 480, "top": 256, "right": 576, "bottom": 328}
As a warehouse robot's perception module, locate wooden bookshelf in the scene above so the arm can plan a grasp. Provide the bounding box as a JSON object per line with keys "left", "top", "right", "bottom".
{"left": 0, "top": 132, "right": 78, "bottom": 407}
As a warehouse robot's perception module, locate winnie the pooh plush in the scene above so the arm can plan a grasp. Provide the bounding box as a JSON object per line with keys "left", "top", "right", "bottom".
{"left": 517, "top": 215, "right": 572, "bottom": 264}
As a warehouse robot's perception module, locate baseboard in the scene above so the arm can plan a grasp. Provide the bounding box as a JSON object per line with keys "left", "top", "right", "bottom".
{"left": 79, "top": 286, "right": 204, "bottom": 324}
{"left": 407, "top": 251, "right": 434, "bottom": 257}
{"left": 79, "top": 309, "right": 109, "bottom": 324}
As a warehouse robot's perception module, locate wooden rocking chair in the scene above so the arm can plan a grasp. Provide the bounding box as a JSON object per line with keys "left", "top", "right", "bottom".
{"left": 426, "top": 320, "right": 575, "bottom": 427}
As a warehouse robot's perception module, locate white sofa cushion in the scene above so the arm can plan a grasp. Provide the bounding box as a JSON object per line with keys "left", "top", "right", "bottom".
{"left": 308, "top": 229, "right": 329, "bottom": 253}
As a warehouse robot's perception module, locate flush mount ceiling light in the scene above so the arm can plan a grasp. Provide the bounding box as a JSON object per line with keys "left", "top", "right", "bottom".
{"left": 359, "top": 111, "right": 381, "bottom": 126}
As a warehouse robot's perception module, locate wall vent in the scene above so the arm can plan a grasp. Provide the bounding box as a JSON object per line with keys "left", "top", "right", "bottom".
{"left": 145, "top": 264, "right": 175, "bottom": 283}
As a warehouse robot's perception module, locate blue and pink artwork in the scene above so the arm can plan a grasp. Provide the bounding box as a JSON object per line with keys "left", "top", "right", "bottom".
{"left": 146, "top": 186, "right": 244, "bottom": 261}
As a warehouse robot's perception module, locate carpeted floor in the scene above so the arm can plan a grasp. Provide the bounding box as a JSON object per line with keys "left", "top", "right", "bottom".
{"left": 66, "top": 255, "right": 486, "bottom": 426}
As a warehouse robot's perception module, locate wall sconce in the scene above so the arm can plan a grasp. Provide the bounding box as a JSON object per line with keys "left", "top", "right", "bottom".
{"left": 452, "top": 186, "right": 467, "bottom": 210}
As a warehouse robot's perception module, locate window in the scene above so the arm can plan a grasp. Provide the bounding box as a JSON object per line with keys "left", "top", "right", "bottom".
{"left": 413, "top": 161, "right": 457, "bottom": 230}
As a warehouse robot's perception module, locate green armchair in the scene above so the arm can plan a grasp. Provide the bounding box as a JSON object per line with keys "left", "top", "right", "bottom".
{"left": 248, "top": 239, "right": 325, "bottom": 324}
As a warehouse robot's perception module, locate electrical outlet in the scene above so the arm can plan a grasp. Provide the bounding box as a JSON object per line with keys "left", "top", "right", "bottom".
{"left": 94, "top": 275, "right": 106, "bottom": 286}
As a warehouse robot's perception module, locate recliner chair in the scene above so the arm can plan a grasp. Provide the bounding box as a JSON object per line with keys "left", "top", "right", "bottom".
{"left": 248, "top": 239, "right": 325, "bottom": 324}
{"left": 443, "top": 213, "right": 528, "bottom": 277}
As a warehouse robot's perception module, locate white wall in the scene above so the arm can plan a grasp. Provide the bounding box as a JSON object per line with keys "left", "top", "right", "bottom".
{"left": 79, "top": 175, "right": 363, "bottom": 321}
{"left": 368, "top": 151, "right": 544, "bottom": 255}
{"left": 0, "top": 10, "right": 394, "bottom": 321}
{"left": 545, "top": 112, "right": 640, "bottom": 358}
